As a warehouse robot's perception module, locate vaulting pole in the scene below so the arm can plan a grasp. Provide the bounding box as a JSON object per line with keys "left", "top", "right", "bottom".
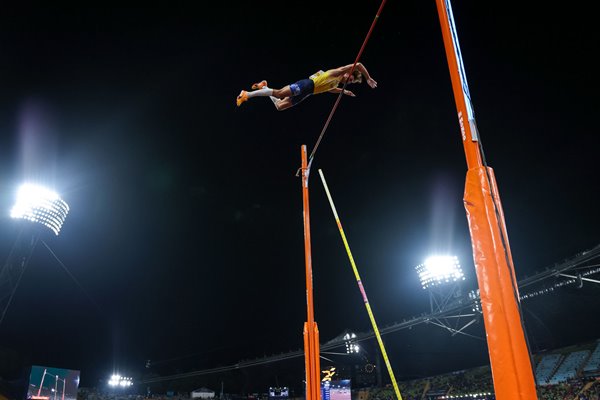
{"left": 435, "top": 1, "right": 538, "bottom": 399}
{"left": 318, "top": 169, "right": 403, "bottom": 400}
{"left": 300, "top": 145, "right": 321, "bottom": 400}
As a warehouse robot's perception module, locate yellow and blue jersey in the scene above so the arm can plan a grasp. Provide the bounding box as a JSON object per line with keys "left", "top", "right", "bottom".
{"left": 309, "top": 70, "right": 342, "bottom": 94}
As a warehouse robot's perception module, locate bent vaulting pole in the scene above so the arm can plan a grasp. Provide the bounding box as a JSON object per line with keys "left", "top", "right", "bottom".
{"left": 434, "top": 1, "right": 538, "bottom": 399}
{"left": 300, "top": 145, "right": 321, "bottom": 400}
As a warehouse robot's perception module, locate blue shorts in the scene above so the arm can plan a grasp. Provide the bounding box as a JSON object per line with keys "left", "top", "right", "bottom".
{"left": 289, "top": 79, "right": 315, "bottom": 105}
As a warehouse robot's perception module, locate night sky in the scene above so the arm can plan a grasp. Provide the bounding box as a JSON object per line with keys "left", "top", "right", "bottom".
{"left": 1, "top": 0, "right": 599, "bottom": 394}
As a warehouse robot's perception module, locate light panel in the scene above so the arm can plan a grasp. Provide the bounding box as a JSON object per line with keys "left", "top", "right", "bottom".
{"left": 343, "top": 332, "right": 359, "bottom": 353}
{"left": 10, "top": 183, "right": 69, "bottom": 235}
{"left": 416, "top": 255, "right": 464, "bottom": 289}
{"left": 108, "top": 375, "right": 133, "bottom": 387}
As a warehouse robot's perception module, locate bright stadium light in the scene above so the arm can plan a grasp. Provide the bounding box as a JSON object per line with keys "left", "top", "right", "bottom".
{"left": 10, "top": 183, "right": 69, "bottom": 235}
{"left": 343, "top": 332, "right": 359, "bottom": 354}
{"left": 108, "top": 374, "right": 133, "bottom": 387}
{"left": 416, "top": 255, "right": 464, "bottom": 289}
{"left": 108, "top": 375, "right": 120, "bottom": 386}
{"left": 468, "top": 289, "right": 482, "bottom": 313}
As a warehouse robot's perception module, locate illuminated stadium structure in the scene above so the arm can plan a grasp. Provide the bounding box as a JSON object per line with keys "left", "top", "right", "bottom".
{"left": 0, "top": 183, "right": 70, "bottom": 326}
{"left": 10, "top": 183, "right": 70, "bottom": 236}
{"left": 136, "top": 243, "right": 600, "bottom": 392}
{"left": 414, "top": 255, "right": 477, "bottom": 337}
{"left": 108, "top": 375, "right": 134, "bottom": 387}
{"left": 416, "top": 255, "right": 465, "bottom": 290}
{"left": 343, "top": 333, "right": 359, "bottom": 354}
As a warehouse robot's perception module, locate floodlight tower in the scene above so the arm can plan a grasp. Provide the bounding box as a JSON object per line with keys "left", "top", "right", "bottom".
{"left": 0, "top": 183, "right": 69, "bottom": 326}
{"left": 415, "top": 256, "right": 479, "bottom": 337}
{"left": 416, "top": 255, "right": 464, "bottom": 312}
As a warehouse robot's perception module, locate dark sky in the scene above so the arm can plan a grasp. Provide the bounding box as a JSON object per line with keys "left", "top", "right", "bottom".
{"left": 1, "top": 0, "right": 599, "bottom": 393}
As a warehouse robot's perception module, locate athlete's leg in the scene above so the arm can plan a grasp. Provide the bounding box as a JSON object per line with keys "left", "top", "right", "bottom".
{"left": 245, "top": 85, "right": 292, "bottom": 100}
{"left": 273, "top": 97, "right": 294, "bottom": 111}
{"left": 238, "top": 85, "right": 292, "bottom": 108}
{"left": 272, "top": 80, "right": 313, "bottom": 110}
{"left": 237, "top": 80, "right": 302, "bottom": 107}
{"left": 271, "top": 86, "right": 293, "bottom": 98}
{"left": 246, "top": 87, "right": 273, "bottom": 99}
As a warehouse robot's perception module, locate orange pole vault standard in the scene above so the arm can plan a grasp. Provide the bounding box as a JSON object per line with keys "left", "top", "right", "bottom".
{"left": 300, "top": 145, "right": 321, "bottom": 400}
{"left": 434, "top": 1, "right": 538, "bottom": 399}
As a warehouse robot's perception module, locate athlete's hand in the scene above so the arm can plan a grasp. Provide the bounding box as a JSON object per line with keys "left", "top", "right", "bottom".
{"left": 367, "top": 78, "right": 377, "bottom": 88}
{"left": 343, "top": 90, "right": 356, "bottom": 97}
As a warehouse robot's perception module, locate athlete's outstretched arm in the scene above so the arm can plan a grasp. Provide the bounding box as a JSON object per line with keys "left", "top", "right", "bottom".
{"left": 329, "top": 63, "right": 377, "bottom": 88}
{"left": 328, "top": 88, "right": 356, "bottom": 97}
{"left": 355, "top": 63, "right": 377, "bottom": 88}
{"left": 329, "top": 63, "right": 356, "bottom": 77}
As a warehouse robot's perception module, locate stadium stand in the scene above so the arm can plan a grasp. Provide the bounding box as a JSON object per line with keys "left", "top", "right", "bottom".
{"left": 548, "top": 350, "right": 590, "bottom": 384}
{"left": 583, "top": 340, "right": 600, "bottom": 376}
{"left": 535, "top": 353, "right": 564, "bottom": 385}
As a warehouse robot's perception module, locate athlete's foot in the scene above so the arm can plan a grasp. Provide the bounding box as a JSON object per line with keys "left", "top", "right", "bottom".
{"left": 251, "top": 80, "right": 268, "bottom": 90}
{"left": 236, "top": 90, "right": 248, "bottom": 107}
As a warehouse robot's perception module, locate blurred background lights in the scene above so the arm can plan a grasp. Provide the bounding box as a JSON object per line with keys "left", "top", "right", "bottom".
{"left": 416, "top": 255, "right": 464, "bottom": 289}
{"left": 10, "top": 183, "right": 69, "bottom": 235}
{"left": 108, "top": 374, "right": 133, "bottom": 387}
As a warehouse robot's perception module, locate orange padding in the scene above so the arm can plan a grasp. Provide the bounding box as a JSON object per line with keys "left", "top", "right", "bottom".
{"left": 464, "top": 166, "right": 537, "bottom": 400}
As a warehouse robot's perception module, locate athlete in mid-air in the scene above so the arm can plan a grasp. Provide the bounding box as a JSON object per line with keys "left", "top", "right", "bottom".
{"left": 236, "top": 62, "right": 377, "bottom": 111}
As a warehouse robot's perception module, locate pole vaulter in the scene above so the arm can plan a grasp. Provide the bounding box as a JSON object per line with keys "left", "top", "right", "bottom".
{"left": 297, "top": 1, "right": 388, "bottom": 399}
{"left": 435, "top": 0, "right": 538, "bottom": 399}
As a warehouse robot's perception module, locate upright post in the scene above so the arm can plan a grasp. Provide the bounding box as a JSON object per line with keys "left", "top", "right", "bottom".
{"left": 434, "top": 1, "right": 538, "bottom": 399}
{"left": 37, "top": 369, "right": 48, "bottom": 397}
{"left": 300, "top": 145, "right": 321, "bottom": 400}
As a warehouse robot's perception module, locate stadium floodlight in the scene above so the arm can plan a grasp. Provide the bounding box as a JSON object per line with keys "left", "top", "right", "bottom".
{"left": 108, "top": 375, "right": 133, "bottom": 387}
{"left": 416, "top": 255, "right": 464, "bottom": 289}
{"left": 468, "top": 289, "right": 482, "bottom": 313}
{"left": 10, "top": 183, "right": 69, "bottom": 236}
{"left": 343, "top": 332, "right": 359, "bottom": 354}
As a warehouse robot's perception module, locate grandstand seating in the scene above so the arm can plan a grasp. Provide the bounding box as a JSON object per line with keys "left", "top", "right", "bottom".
{"left": 548, "top": 350, "right": 590, "bottom": 384}
{"left": 535, "top": 353, "right": 563, "bottom": 385}
{"left": 583, "top": 340, "right": 600, "bottom": 374}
